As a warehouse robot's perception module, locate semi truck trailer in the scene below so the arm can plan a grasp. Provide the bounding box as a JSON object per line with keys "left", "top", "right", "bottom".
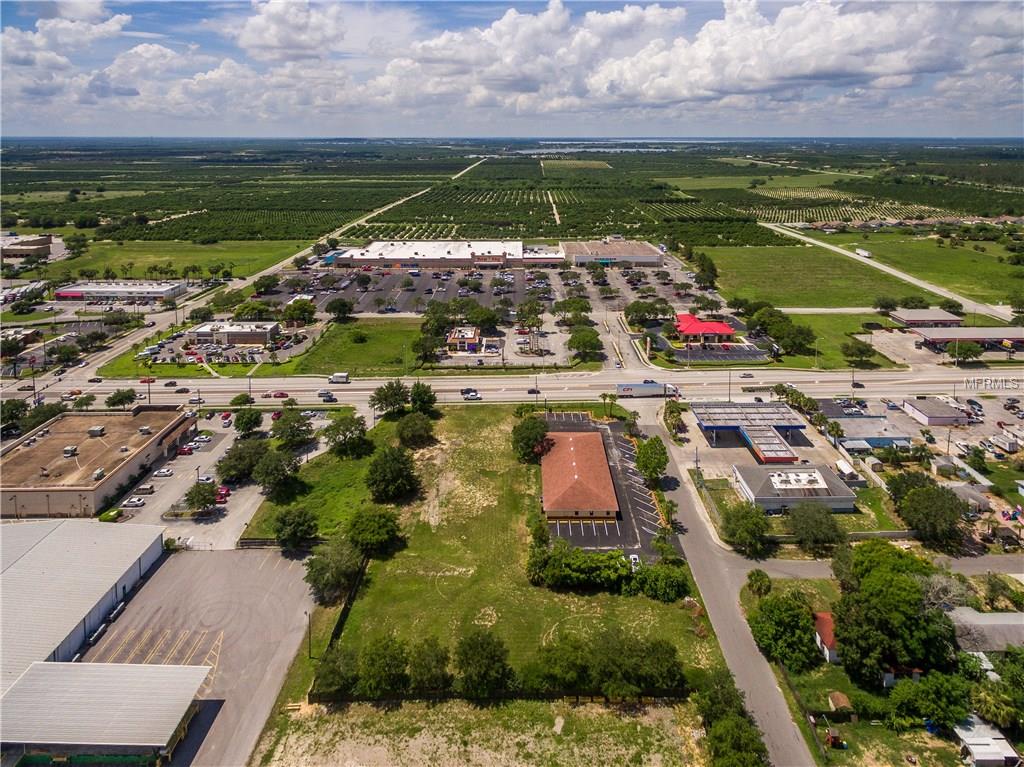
{"left": 616, "top": 382, "right": 678, "bottom": 398}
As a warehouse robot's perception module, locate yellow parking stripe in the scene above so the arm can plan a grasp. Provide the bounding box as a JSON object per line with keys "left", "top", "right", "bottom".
{"left": 90, "top": 629, "right": 120, "bottom": 660}
{"left": 144, "top": 629, "right": 171, "bottom": 664}
{"left": 181, "top": 631, "right": 208, "bottom": 665}
{"left": 162, "top": 630, "right": 191, "bottom": 664}
{"left": 103, "top": 629, "right": 137, "bottom": 662}
{"left": 124, "top": 629, "right": 152, "bottom": 664}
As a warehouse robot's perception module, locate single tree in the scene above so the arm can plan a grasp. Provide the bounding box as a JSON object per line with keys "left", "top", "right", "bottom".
{"left": 408, "top": 636, "right": 452, "bottom": 695}
{"left": 365, "top": 446, "right": 418, "bottom": 502}
{"left": 454, "top": 628, "right": 515, "bottom": 699}
{"left": 347, "top": 507, "right": 401, "bottom": 556}
{"left": 511, "top": 415, "right": 551, "bottom": 463}
{"left": 326, "top": 297, "right": 354, "bottom": 322}
{"left": 252, "top": 448, "right": 297, "bottom": 494}
{"left": 355, "top": 634, "right": 409, "bottom": 699}
{"left": 274, "top": 506, "right": 318, "bottom": 550}
{"left": 635, "top": 436, "right": 669, "bottom": 487}
{"left": 396, "top": 411, "right": 434, "bottom": 448}
{"left": 304, "top": 532, "right": 364, "bottom": 604}
{"left": 749, "top": 591, "right": 822, "bottom": 673}
{"left": 184, "top": 482, "right": 218, "bottom": 513}
{"left": 746, "top": 568, "right": 772, "bottom": 598}
{"left": 322, "top": 412, "right": 369, "bottom": 457}
{"left": 72, "top": 394, "right": 96, "bottom": 411}
{"left": 950, "top": 340, "right": 984, "bottom": 365}
{"left": 721, "top": 501, "right": 770, "bottom": 558}
{"left": 409, "top": 381, "right": 437, "bottom": 414}
{"left": 271, "top": 409, "right": 314, "bottom": 450}
{"left": 369, "top": 379, "right": 410, "bottom": 415}
{"left": 233, "top": 408, "right": 263, "bottom": 435}
{"left": 230, "top": 393, "right": 254, "bottom": 406}
{"left": 786, "top": 502, "right": 846, "bottom": 556}
{"left": 105, "top": 388, "right": 137, "bottom": 410}
{"left": 840, "top": 338, "right": 874, "bottom": 366}
{"left": 217, "top": 438, "right": 265, "bottom": 484}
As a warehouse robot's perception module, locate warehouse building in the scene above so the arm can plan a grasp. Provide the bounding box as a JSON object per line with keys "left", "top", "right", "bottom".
{"left": 188, "top": 320, "right": 281, "bottom": 346}
{"left": 902, "top": 397, "right": 971, "bottom": 426}
{"left": 560, "top": 238, "right": 663, "bottom": 266}
{"left": 54, "top": 281, "right": 187, "bottom": 302}
{"left": 733, "top": 464, "right": 858, "bottom": 512}
{"left": 1, "top": 233, "right": 52, "bottom": 258}
{"left": 692, "top": 402, "right": 805, "bottom": 463}
{"left": 832, "top": 416, "right": 912, "bottom": 451}
{"left": 0, "top": 520, "right": 209, "bottom": 760}
{"left": 889, "top": 308, "right": 963, "bottom": 327}
{"left": 541, "top": 431, "right": 619, "bottom": 519}
{"left": 0, "top": 407, "right": 196, "bottom": 518}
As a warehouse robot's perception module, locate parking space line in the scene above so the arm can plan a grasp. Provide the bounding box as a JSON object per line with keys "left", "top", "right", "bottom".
{"left": 162, "top": 630, "right": 191, "bottom": 664}
{"left": 90, "top": 628, "right": 120, "bottom": 660}
{"left": 103, "top": 629, "right": 137, "bottom": 662}
{"left": 144, "top": 629, "right": 171, "bottom": 664}
{"left": 124, "top": 628, "right": 152, "bottom": 664}
{"left": 181, "top": 630, "right": 208, "bottom": 665}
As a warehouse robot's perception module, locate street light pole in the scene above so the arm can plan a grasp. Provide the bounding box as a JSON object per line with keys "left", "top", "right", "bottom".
{"left": 305, "top": 610, "right": 312, "bottom": 658}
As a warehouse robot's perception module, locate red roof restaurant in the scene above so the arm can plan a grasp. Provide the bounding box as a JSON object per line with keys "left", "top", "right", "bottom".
{"left": 674, "top": 314, "right": 736, "bottom": 343}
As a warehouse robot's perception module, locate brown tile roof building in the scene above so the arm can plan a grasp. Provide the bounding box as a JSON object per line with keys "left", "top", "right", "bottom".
{"left": 541, "top": 431, "right": 619, "bottom": 519}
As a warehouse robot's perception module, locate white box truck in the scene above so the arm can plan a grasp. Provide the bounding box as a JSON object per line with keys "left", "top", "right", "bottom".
{"left": 329, "top": 372, "right": 349, "bottom": 384}
{"left": 992, "top": 433, "right": 1019, "bottom": 453}
{"left": 616, "top": 382, "right": 678, "bottom": 398}
{"left": 855, "top": 248, "right": 873, "bottom": 258}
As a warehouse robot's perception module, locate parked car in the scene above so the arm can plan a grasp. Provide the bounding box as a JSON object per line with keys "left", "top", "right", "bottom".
{"left": 194, "top": 435, "right": 212, "bottom": 443}
{"left": 87, "top": 377, "right": 102, "bottom": 383}
{"left": 153, "top": 468, "right": 174, "bottom": 477}
{"left": 271, "top": 411, "right": 283, "bottom": 421}
{"left": 197, "top": 475, "right": 214, "bottom": 484}
{"left": 177, "top": 446, "right": 193, "bottom": 456}
{"left": 122, "top": 496, "right": 146, "bottom": 508}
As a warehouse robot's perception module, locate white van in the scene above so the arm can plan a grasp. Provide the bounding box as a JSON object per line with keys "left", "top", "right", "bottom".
{"left": 135, "top": 484, "right": 155, "bottom": 495}
{"left": 329, "top": 372, "right": 349, "bottom": 384}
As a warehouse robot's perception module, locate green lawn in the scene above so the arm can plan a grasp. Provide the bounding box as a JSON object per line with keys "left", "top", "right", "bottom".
{"left": 0, "top": 309, "right": 55, "bottom": 324}
{"left": 979, "top": 460, "right": 1024, "bottom": 506}
{"left": 658, "top": 174, "right": 848, "bottom": 190}
{"left": 707, "top": 245, "right": 941, "bottom": 307}
{"left": 337, "top": 406, "right": 724, "bottom": 671}
{"left": 25, "top": 240, "right": 303, "bottom": 279}
{"left": 293, "top": 318, "right": 421, "bottom": 377}
{"left": 778, "top": 313, "right": 899, "bottom": 370}
{"left": 245, "top": 407, "right": 374, "bottom": 539}
{"left": 797, "top": 231, "right": 1022, "bottom": 303}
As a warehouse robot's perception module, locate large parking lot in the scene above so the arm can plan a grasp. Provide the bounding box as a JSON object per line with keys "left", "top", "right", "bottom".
{"left": 82, "top": 550, "right": 313, "bottom": 767}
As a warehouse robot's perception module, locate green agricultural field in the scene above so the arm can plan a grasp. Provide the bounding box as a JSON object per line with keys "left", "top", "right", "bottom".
{"left": 26, "top": 240, "right": 302, "bottom": 280}
{"left": 542, "top": 159, "right": 612, "bottom": 170}
{"left": 707, "top": 245, "right": 941, "bottom": 307}
{"left": 799, "top": 231, "right": 1024, "bottom": 303}
{"left": 778, "top": 313, "right": 899, "bottom": 370}
{"left": 658, "top": 173, "right": 848, "bottom": 190}
{"left": 338, "top": 406, "right": 724, "bottom": 671}
{"left": 293, "top": 318, "right": 421, "bottom": 376}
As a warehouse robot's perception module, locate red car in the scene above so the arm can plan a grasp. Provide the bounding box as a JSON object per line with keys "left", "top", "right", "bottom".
{"left": 271, "top": 411, "right": 283, "bottom": 421}
{"left": 220, "top": 412, "right": 232, "bottom": 420}
{"left": 139, "top": 377, "right": 156, "bottom": 384}
{"left": 215, "top": 491, "right": 229, "bottom": 504}
{"left": 177, "top": 446, "right": 194, "bottom": 456}
{"left": 273, "top": 391, "right": 288, "bottom": 399}
{"left": 217, "top": 486, "right": 231, "bottom": 497}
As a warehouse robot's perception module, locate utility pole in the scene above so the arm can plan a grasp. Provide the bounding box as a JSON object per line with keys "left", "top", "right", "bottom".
{"left": 305, "top": 610, "right": 312, "bottom": 658}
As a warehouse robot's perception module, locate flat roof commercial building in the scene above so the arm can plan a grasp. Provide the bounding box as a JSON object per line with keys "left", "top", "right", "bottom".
{"left": 446, "top": 325, "right": 482, "bottom": 353}
{"left": 902, "top": 397, "right": 971, "bottom": 426}
{"left": 329, "top": 240, "right": 540, "bottom": 269}
{"left": 0, "top": 520, "right": 209, "bottom": 760}
{"left": 560, "top": 238, "right": 663, "bottom": 266}
{"left": 733, "top": 464, "right": 857, "bottom": 512}
{"left": 912, "top": 326, "right": 1024, "bottom": 346}
{"left": 188, "top": 321, "right": 281, "bottom": 346}
{"left": 889, "top": 308, "right": 962, "bottom": 327}
{"left": 54, "top": 281, "right": 187, "bottom": 302}
{"left": 0, "top": 407, "right": 196, "bottom": 518}
{"left": 1, "top": 233, "right": 52, "bottom": 258}
{"left": 541, "top": 431, "right": 619, "bottom": 519}
{"left": 692, "top": 402, "right": 805, "bottom": 463}
{"left": 832, "top": 416, "right": 912, "bottom": 451}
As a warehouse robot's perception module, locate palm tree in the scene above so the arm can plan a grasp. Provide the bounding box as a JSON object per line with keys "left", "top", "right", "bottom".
{"left": 825, "top": 420, "right": 845, "bottom": 445}
{"left": 608, "top": 393, "right": 618, "bottom": 417}
{"left": 909, "top": 444, "right": 932, "bottom": 465}
{"left": 600, "top": 392, "right": 609, "bottom": 416}
{"left": 810, "top": 412, "right": 828, "bottom": 430}
{"left": 879, "top": 444, "right": 903, "bottom": 466}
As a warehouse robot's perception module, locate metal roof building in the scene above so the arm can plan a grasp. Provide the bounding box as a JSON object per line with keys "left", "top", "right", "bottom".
{"left": 733, "top": 464, "right": 857, "bottom": 512}
{"left": 1, "top": 520, "right": 164, "bottom": 693}
{"left": 692, "top": 402, "right": 805, "bottom": 463}
{"left": 1, "top": 662, "right": 208, "bottom": 754}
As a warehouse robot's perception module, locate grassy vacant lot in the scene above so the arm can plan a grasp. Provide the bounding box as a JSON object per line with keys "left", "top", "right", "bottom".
{"left": 339, "top": 406, "right": 723, "bottom": 669}
{"left": 255, "top": 699, "right": 709, "bottom": 767}
{"left": 245, "top": 407, "right": 372, "bottom": 539}
{"left": 800, "top": 231, "right": 1021, "bottom": 303}
{"left": 659, "top": 173, "right": 848, "bottom": 190}
{"left": 765, "top": 489, "right": 903, "bottom": 535}
{"left": 294, "top": 318, "right": 421, "bottom": 377}
{"left": 708, "top": 245, "right": 940, "bottom": 307}
{"left": 26, "top": 240, "right": 301, "bottom": 279}
{"left": 779, "top": 313, "right": 898, "bottom": 370}
{"left": 0, "top": 309, "right": 54, "bottom": 324}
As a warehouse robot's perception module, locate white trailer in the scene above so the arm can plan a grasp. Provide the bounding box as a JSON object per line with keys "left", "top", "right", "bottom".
{"left": 855, "top": 248, "right": 873, "bottom": 258}
{"left": 616, "top": 382, "right": 678, "bottom": 398}
{"left": 992, "top": 433, "right": 1019, "bottom": 453}
{"left": 328, "top": 372, "right": 349, "bottom": 384}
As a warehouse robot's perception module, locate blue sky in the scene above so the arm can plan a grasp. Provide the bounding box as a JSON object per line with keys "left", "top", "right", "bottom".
{"left": 2, "top": 1, "right": 1022, "bottom": 137}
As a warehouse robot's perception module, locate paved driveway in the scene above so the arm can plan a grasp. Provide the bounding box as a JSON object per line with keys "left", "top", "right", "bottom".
{"left": 82, "top": 550, "right": 313, "bottom": 767}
